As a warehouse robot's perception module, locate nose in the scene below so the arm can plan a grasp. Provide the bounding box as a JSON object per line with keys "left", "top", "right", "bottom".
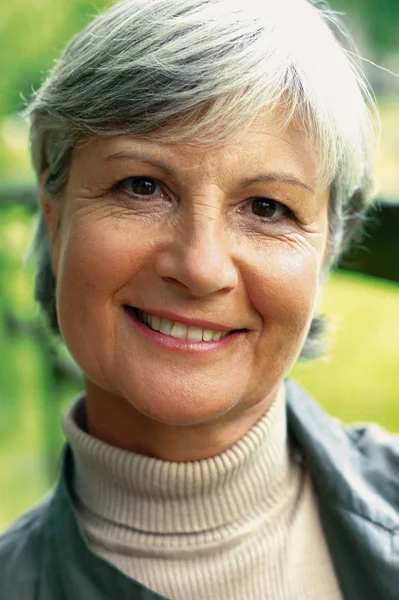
{"left": 154, "top": 204, "right": 238, "bottom": 297}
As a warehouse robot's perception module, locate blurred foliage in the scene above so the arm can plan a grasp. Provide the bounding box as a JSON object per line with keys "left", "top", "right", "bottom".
{"left": 0, "top": 0, "right": 109, "bottom": 119}
{"left": 0, "top": 206, "right": 81, "bottom": 528}
{"left": 329, "top": 0, "right": 399, "bottom": 55}
{"left": 374, "top": 99, "right": 399, "bottom": 200}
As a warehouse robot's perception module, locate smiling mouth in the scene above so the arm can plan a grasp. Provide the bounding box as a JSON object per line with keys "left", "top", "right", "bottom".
{"left": 124, "top": 306, "right": 244, "bottom": 342}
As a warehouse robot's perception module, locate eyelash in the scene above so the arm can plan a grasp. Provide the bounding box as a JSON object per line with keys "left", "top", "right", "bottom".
{"left": 113, "top": 176, "right": 294, "bottom": 222}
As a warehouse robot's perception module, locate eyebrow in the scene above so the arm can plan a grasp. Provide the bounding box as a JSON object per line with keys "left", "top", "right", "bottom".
{"left": 102, "top": 152, "right": 175, "bottom": 178}
{"left": 240, "top": 173, "right": 314, "bottom": 194}
{"left": 102, "top": 151, "right": 315, "bottom": 193}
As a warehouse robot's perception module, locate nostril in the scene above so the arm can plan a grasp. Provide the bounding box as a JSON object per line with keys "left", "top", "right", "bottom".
{"left": 162, "top": 276, "right": 191, "bottom": 291}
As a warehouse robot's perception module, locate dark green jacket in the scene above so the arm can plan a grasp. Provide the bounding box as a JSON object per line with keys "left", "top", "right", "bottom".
{"left": 1, "top": 379, "right": 398, "bottom": 599}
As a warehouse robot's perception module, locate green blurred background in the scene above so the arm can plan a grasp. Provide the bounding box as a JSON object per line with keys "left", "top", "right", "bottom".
{"left": 0, "top": 0, "right": 398, "bottom": 529}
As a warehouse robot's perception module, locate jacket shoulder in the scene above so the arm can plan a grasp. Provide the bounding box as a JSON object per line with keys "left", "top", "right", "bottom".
{"left": 346, "top": 421, "right": 399, "bottom": 488}
{"left": 346, "top": 420, "right": 399, "bottom": 452}
{"left": 0, "top": 493, "right": 53, "bottom": 599}
{"left": 323, "top": 419, "right": 399, "bottom": 526}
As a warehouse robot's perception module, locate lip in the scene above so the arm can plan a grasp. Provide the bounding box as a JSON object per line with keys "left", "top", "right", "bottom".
{"left": 124, "top": 306, "right": 244, "bottom": 353}
{"left": 126, "top": 306, "right": 242, "bottom": 333}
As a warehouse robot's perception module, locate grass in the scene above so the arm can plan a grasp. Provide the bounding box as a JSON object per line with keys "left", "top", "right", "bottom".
{"left": 291, "top": 271, "right": 399, "bottom": 430}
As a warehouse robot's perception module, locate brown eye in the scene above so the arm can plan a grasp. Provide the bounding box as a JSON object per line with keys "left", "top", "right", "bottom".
{"left": 129, "top": 177, "right": 159, "bottom": 196}
{"left": 250, "top": 198, "right": 287, "bottom": 219}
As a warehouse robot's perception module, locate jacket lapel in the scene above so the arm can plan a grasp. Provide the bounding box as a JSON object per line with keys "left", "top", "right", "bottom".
{"left": 40, "top": 447, "right": 169, "bottom": 600}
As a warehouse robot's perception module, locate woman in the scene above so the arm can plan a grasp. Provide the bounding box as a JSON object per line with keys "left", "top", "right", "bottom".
{"left": 0, "top": 0, "right": 398, "bottom": 598}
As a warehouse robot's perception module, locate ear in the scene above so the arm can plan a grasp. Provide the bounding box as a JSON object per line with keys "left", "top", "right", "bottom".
{"left": 40, "top": 170, "right": 62, "bottom": 277}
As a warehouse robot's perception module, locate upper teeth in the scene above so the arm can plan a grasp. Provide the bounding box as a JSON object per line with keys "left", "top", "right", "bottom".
{"left": 138, "top": 310, "right": 229, "bottom": 341}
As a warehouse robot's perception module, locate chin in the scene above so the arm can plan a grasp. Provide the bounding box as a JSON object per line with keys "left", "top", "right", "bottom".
{"left": 119, "top": 380, "right": 241, "bottom": 427}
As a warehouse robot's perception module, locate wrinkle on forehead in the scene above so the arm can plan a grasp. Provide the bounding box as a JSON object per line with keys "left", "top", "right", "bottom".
{"left": 68, "top": 105, "right": 323, "bottom": 199}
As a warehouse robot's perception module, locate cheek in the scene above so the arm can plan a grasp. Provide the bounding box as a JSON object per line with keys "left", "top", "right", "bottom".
{"left": 58, "top": 214, "right": 146, "bottom": 286}
{"left": 54, "top": 215, "right": 152, "bottom": 336}
{"left": 247, "top": 246, "right": 321, "bottom": 343}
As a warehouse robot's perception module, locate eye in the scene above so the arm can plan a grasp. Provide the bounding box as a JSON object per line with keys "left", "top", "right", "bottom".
{"left": 249, "top": 198, "right": 290, "bottom": 219}
{"left": 116, "top": 177, "right": 164, "bottom": 198}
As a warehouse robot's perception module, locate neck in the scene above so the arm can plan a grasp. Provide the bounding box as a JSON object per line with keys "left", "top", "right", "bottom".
{"left": 84, "top": 378, "right": 283, "bottom": 462}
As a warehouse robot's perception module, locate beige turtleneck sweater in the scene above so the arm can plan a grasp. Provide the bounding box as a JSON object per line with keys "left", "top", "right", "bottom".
{"left": 63, "top": 388, "right": 343, "bottom": 600}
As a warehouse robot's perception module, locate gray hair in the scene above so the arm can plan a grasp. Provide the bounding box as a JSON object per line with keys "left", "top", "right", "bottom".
{"left": 25, "top": 0, "right": 378, "bottom": 358}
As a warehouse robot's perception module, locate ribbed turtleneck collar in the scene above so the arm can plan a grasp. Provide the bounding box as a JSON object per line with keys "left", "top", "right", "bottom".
{"left": 63, "top": 386, "right": 294, "bottom": 534}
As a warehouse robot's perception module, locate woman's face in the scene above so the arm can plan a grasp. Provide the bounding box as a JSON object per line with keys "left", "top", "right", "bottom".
{"left": 45, "top": 114, "right": 329, "bottom": 439}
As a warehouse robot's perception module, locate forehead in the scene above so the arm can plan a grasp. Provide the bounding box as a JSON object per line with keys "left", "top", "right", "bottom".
{"left": 73, "top": 110, "right": 319, "bottom": 186}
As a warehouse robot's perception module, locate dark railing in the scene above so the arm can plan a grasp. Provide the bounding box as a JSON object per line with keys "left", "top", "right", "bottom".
{"left": 0, "top": 185, "right": 38, "bottom": 209}
{"left": 338, "top": 202, "right": 399, "bottom": 283}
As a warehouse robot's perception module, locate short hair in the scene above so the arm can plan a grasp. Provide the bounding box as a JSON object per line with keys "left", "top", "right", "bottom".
{"left": 25, "top": 0, "right": 378, "bottom": 358}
